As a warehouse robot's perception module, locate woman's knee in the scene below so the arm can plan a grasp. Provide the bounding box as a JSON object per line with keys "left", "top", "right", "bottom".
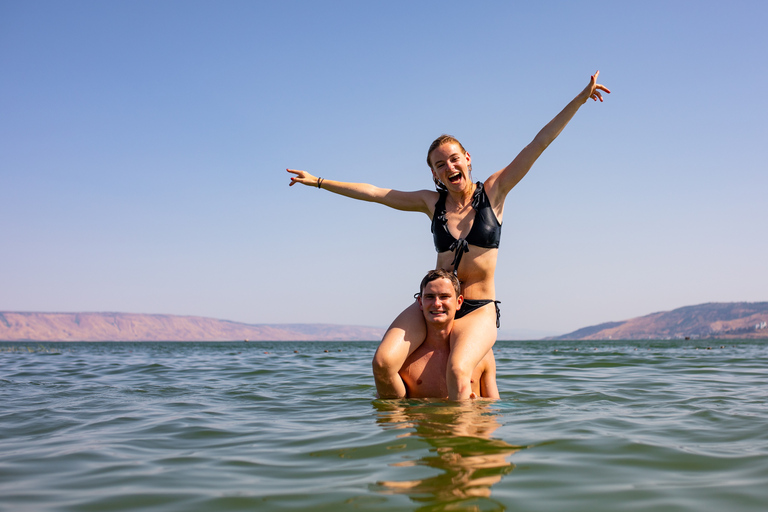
{"left": 447, "top": 357, "right": 474, "bottom": 382}
{"left": 372, "top": 348, "right": 396, "bottom": 375}
{"left": 372, "top": 333, "right": 410, "bottom": 375}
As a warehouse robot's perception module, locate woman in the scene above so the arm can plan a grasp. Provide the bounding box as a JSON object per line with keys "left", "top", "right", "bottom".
{"left": 288, "top": 72, "right": 609, "bottom": 400}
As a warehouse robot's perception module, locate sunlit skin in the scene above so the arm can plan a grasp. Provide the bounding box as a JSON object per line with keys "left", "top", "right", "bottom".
{"left": 397, "top": 277, "right": 499, "bottom": 399}
{"left": 428, "top": 143, "right": 498, "bottom": 299}
{"left": 288, "top": 72, "right": 610, "bottom": 400}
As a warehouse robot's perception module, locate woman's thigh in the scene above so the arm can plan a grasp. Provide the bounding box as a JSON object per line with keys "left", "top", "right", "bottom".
{"left": 449, "top": 302, "right": 498, "bottom": 368}
{"left": 374, "top": 300, "right": 427, "bottom": 363}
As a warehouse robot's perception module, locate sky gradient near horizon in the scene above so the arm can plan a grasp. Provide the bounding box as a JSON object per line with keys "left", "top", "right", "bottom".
{"left": 2, "top": 1, "right": 767, "bottom": 336}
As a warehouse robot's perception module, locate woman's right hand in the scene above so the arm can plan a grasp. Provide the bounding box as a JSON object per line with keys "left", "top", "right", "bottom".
{"left": 287, "top": 169, "right": 319, "bottom": 187}
{"left": 286, "top": 168, "right": 434, "bottom": 214}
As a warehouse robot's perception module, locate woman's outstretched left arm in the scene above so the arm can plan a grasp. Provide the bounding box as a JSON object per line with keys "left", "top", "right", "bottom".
{"left": 487, "top": 71, "right": 610, "bottom": 204}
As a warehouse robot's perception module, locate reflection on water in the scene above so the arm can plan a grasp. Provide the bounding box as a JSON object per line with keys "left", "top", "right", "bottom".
{"left": 372, "top": 399, "right": 522, "bottom": 510}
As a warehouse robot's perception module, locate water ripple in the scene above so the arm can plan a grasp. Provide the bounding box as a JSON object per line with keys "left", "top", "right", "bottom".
{"left": 1, "top": 340, "right": 767, "bottom": 511}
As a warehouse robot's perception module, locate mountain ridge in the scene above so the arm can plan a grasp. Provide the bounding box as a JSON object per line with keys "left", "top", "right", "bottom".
{"left": 0, "top": 311, "right": 385, "bottom": 342}
{"left": 551, "top": 302, "right": 768, "bottom": 340}
{"left": 2, "top": 302, "right": 767, "bottom": 342}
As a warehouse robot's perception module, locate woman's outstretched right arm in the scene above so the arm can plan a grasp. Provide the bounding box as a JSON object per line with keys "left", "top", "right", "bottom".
{"left": 287, "top": 168, "right": 435, "bottom": 215}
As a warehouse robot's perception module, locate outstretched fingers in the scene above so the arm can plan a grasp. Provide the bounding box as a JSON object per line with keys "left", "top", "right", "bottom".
{"left": 588, "top": 71, "right": 611, "bottom": 102}
{"left": 287, "top": 168, "right": 316, "bottom": 187}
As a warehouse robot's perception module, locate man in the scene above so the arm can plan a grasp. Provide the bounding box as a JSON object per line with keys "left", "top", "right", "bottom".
{"left": 375, "top": 269, "right": 499, "bottom": 399}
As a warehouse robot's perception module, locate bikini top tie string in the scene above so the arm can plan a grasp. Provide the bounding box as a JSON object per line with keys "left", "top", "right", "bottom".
{"left": 449, "top": 238, "right": 469, "bottom": 275}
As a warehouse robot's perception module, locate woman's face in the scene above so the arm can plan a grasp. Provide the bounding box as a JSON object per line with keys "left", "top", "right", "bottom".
{"left": 429, "top": 142, "right": 472, "bottom": 192}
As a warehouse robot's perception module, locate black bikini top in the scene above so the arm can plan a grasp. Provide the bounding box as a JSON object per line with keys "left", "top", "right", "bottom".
{"left": 431, "top": 182, "right": 502, "bottom": 273}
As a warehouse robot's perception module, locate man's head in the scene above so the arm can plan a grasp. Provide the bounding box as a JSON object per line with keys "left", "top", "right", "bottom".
{"left": 419, "top": 269, "right": 461, "bottom": 297}
{"left": 417, "top": 269, "right": 463, "bottom": 325}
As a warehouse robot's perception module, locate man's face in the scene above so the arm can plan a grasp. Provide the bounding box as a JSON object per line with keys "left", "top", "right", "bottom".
{"left": 419, "top": 278, "right": 463, "bottom": 325}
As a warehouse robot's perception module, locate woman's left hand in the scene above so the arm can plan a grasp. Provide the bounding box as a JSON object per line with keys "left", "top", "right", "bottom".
{"left": 581, "top": 70, "right": 611, "bottom": 103}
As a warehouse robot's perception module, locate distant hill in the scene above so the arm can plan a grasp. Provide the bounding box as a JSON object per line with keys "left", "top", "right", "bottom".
{"left": 0, "top": 312, "right": 385, "bottom": 342}
{"left": 4, "top": 303, "right": 768, "bottom": 342}
{"left": 551, "top": 302, "right": 768, "bottom": 340}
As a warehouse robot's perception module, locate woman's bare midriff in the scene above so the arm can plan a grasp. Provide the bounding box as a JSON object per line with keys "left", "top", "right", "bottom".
{"left": 435, "top": 246, "right": 498, "bottom": 300}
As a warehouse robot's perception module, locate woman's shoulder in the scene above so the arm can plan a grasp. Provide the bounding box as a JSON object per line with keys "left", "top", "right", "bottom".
{"left": 412, "top": 188, "right": 440, "bottom": 210}
{"left": 480, "top": 174, "right": 509, "bottom": 217}
{"left": 376, "top": 187, "right": 439, "bottom": 215}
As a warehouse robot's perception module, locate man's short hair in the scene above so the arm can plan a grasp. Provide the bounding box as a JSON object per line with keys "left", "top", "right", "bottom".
{"left": 419, "top": 269, "right": 461, "bottom": 297}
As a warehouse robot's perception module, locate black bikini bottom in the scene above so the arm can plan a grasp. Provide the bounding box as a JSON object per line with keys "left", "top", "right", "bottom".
{"left": 456, "top": 299, "right": 501, "bottom": 328}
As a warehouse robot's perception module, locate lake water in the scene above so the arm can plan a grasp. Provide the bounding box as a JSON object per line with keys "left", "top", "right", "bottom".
{"left": 1, "top": 340, "right": 767, "bottom": 511}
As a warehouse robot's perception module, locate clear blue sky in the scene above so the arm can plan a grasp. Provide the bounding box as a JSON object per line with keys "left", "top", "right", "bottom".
{"left": 2, "top": 1, "right": 766, "bottom": 336}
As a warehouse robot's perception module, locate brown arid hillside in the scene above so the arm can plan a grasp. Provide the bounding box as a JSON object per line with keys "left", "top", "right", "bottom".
{"left": 0, "top": 312, "right": 385, "bottom": 342}
{"left": 552, "top": 302, "right": 768, "bottom": 341}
